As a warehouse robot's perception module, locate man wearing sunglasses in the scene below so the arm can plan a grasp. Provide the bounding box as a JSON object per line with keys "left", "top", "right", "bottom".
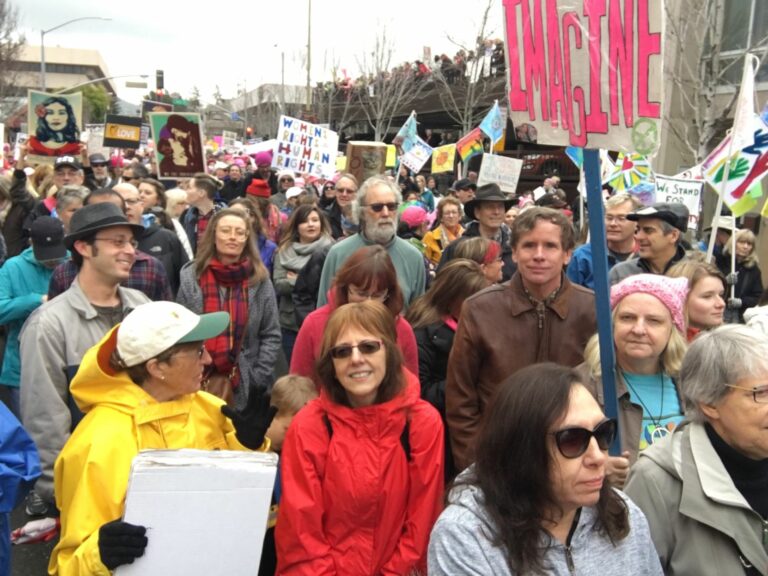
{"left": 446, "top": 207, "right": 597, "bottom": 472}
{"left": 316, "top": 176, "right": 426, "bottom": 308}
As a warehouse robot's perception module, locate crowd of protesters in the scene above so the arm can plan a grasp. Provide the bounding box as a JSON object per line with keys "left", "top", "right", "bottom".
{"left": 0, "top": 130, "right": 767, "bottom": 576}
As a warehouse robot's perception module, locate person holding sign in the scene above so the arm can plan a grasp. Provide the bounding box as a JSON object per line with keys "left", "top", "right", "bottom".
{"left": 49, "top": 302, "right": 276, "bottom": 575}
{"left": 579, "top": 274, "right": 688, "bottom": 487}
{"left": 277, "top": 301, "right": 444, "bottom": 576}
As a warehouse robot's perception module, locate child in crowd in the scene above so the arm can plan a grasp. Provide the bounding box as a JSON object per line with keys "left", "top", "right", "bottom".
{"left": 259, "top": 374, "right": 318, "bottom": 576}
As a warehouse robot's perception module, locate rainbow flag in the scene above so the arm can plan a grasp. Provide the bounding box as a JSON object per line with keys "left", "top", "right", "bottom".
{"left": 456, "top": 128, "right": 484, "bottom": 162}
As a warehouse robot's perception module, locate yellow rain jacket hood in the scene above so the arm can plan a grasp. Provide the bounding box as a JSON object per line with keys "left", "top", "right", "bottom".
{"left": 50, "top": 326, "right": 251, "bottom": 576}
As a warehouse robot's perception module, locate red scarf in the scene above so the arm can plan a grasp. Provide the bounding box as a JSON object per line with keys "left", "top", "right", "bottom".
{"left": 201, "top": 257, "right": 252, "bottom": 384}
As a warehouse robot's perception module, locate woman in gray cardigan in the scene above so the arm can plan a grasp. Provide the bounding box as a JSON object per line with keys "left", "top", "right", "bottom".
{"left": 625, "top": 325, "right": 768, "bottom": 575}
{"left": 177, "top": 208, "right": 281, "bottom": 409}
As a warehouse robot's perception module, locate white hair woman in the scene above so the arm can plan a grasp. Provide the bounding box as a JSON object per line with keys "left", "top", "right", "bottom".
{"left": 625, "top": 324, "right": 768, "bottom": 575}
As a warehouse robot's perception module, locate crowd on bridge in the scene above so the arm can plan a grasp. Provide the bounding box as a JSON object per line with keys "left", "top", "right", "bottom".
{"left": 0, "top": 134, "right": 766, "bottom": 576}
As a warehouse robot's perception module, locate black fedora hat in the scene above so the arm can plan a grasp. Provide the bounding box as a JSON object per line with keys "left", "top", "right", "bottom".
{"left": 64, "top": 203, "right": 144, "bottom": 249}
{"left": 463, "top": 183, "right": 516, "bottom": 220}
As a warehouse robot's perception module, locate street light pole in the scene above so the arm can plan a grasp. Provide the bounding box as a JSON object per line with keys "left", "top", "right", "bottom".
{"left": 53, "top": 74, "right": 149, "bottom": 94}
{"left": 40, "top": 17, "right": 112, "bottom": 91}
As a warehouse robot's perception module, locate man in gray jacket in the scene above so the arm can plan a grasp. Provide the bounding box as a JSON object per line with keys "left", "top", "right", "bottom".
{"left": 19, "top": 203, "right": 149, "bottom": 515}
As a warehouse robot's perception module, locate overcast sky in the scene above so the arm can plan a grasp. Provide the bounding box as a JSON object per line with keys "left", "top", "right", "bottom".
{"left": 17, "top": 0, "right": 505, "bottom": 105}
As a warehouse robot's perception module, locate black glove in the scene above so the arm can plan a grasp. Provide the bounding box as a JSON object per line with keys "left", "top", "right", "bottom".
{"left": 221, "top": 387, "right": 278, "bottom": 450}
{"left": 98, "top": 520, "right": 148, "bottom": 570}
{"left": 727, "top": 297, "right": 743, "bottom": 310}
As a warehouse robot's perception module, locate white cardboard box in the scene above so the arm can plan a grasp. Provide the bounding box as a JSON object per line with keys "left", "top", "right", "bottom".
{"left": 115, "top": 449, "right": 278, "bottom": 576}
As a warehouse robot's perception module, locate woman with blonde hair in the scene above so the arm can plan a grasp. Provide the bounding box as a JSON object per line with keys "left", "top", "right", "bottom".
{"left": 452, "top": 236, "right": 504, "bottom": 284}
{"left": 719, "top": 228, "right": 763, "bottom": 323}
{"left": 177, "top": 208, "right": 281, "bottom": 408}
{"left": 423, "top": 197, "right": 464, "bottom": 266}
{"left": 578, "top": 274, "right": 689, "bottom": 487}
{"left": 668, "top": 259, "right": 727, "bottom": 339}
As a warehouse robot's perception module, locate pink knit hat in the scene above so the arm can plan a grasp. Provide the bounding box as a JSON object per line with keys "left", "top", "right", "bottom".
{"left": 610, "top": 274, "right": 689, "bottom": 333}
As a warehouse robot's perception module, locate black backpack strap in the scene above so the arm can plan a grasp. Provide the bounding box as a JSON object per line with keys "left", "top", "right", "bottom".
{"left": 400, "top": 418, "right": 411, "bottom": 462}
{"left": 322, "top": 413, "right": 333, "bottom": 439}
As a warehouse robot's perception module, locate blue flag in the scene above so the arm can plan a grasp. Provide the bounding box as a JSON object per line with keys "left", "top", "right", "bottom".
{"left": 479, "top": 101, "right": 504, "bottom": 146}
{"left": 395, "top": 112, "right": 418, "bottom": 153}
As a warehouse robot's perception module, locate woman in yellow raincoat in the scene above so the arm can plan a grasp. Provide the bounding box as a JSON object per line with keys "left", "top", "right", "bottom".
{"left": 49, "top": 301, "right": 276, "bottom": 576}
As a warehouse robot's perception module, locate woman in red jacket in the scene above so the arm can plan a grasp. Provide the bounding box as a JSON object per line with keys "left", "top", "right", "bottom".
{"left": 276, "top": 301, "right": 444, "bottom": 575}
{"left": 289, "top": 245, "right": 419, "bottom": 383}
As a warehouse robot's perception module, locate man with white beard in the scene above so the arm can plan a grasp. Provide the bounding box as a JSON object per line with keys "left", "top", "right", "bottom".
{"left": 316, "top": 175, "right": 426, "bottom": 308}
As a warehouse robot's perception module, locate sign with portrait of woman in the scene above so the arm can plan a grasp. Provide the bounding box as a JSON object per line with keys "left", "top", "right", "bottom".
{"left": 26, "top": 90, "right": 83, "bottom": 165}
{"left": 148, "top": 112, "right": 205, "bottom": 179}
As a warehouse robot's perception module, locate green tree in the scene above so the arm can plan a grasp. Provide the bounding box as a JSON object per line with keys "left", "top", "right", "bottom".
{"left": 67, "top": 84, "right": 111, "bottom": 124}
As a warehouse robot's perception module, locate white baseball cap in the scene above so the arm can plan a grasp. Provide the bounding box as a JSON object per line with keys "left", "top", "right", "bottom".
{"left": 116, "top": 302, "right": 229, "bottom": 368}
{"left": 286, "top": 186, "right": 304, "bottom": 200}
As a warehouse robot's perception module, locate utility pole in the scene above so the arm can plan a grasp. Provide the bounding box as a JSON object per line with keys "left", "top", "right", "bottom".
{"left": 306, "top": 0, "right": 312, "bottom": 113}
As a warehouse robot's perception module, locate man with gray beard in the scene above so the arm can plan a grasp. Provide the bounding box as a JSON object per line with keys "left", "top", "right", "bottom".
{"left": 316, "top": 175, "right": 426, "bottom": 308}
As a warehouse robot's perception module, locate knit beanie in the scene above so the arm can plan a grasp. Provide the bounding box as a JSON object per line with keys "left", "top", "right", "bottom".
{"left": 246, "top": 179, "right": 271, "bottom": 198}
{"left": 610, "top": 274, "right": 689, "bottom": 333}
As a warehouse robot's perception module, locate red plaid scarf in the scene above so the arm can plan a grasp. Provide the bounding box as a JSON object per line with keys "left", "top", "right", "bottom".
{"left": 201, "top": 257, "right": 252, "bottom": 383}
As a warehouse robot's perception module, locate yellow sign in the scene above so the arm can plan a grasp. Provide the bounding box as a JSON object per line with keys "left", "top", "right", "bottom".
{"left": 431, "top": 143, "right": 457, "bottom": 173}
{"left": 336, "top": 155, "right": 347, "bottom": 171}
{"left": 386, "top": 144, "right": 397, "bottom": 167}
{"left": 105, "top": 123, "right": 141, "bottom": 142}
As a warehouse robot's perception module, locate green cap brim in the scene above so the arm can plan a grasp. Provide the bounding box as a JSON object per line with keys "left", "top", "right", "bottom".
{"left": 178, "top": 311, "right": 230, "bottom": 344}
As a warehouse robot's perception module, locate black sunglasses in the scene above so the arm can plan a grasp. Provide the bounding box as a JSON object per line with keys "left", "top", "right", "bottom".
{"left": 363, "top": 202, "right": 399, "bottom": 213}
{"left": 330, "top": 340, "right": 382, "bottom": 359}
{"left": 553, "top": 419, "right": 617, "bottom": 459}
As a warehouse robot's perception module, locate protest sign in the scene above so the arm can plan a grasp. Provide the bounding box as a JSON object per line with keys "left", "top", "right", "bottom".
{"left": 26, "top": 90, "right": 83, "bottom": 164}
{"left": 477, "top": 153, "right": 523, "bottom": 195}
{"left": 655, "top": 175, "right": 703, "bottom": 230}
{"left": 274, "top": 115, "right": 338, "bottom": 178}
{"left": 345, "top": 141, "right": 387, "bottom": 183}
{"left": 148, "top": 113, "right": 205, "bottom": 178}
{"left": 432, "top": 144, "right": 457, "bottom": 173}
{"left": 386, "top": 145, "right": 397, "bottom": 167}
{"left": 401, "top": 137, "right": 433, "bottom": 173}
{"left": 116, "top": 450, "right": 277, "bottom": 576}
{"left": 222, "top": 130, "right": 238, "bottom": 149}
{"left": 104, "top": 115, "right": 143, "bottom": 149}
{"left": 13, "top": 133, "right": 27, "bottom": 162}
{"left": 84, "top": 123, "right": 108, "bottom": 157}
{"left": 502, "top": 0, "right": 663, "bottom": 153}
{"left": 142, "top": 100, "right": 173, "bottom": 122}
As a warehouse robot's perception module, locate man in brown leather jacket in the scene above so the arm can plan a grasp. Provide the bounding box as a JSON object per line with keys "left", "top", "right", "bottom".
{"left": 446, "top": 207, "right": 597, "bottom": 472}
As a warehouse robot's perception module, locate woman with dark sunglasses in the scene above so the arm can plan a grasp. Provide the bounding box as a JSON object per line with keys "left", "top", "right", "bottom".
{"left": 277, "top": 301, "right": 444, "bottom": 575}
{"left": 429, "top": 363, "right": 662, "bottom": 575}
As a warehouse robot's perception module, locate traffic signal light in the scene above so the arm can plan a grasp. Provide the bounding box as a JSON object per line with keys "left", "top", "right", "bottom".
{"left": 246, "top": 127, "right": 253, "bottom": 136}
{"left": 156, "top": 69, "right": 164, "bottom": 91}
{"left": 156, "top": 89, "right": 164, "bottom": 98}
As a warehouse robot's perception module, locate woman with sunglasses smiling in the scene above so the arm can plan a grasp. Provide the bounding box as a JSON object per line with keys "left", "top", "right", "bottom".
{"left": 290, "top": 245, "right": 419, "bottom": 383}
{"left": 277, "top": 301, "right": 444, "bottom": 575}
{"left": 626, "top": 325, "right": 768, "bottom": 575}
{"left": 429, "top": 362, "right": 662, "bottom": 575}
